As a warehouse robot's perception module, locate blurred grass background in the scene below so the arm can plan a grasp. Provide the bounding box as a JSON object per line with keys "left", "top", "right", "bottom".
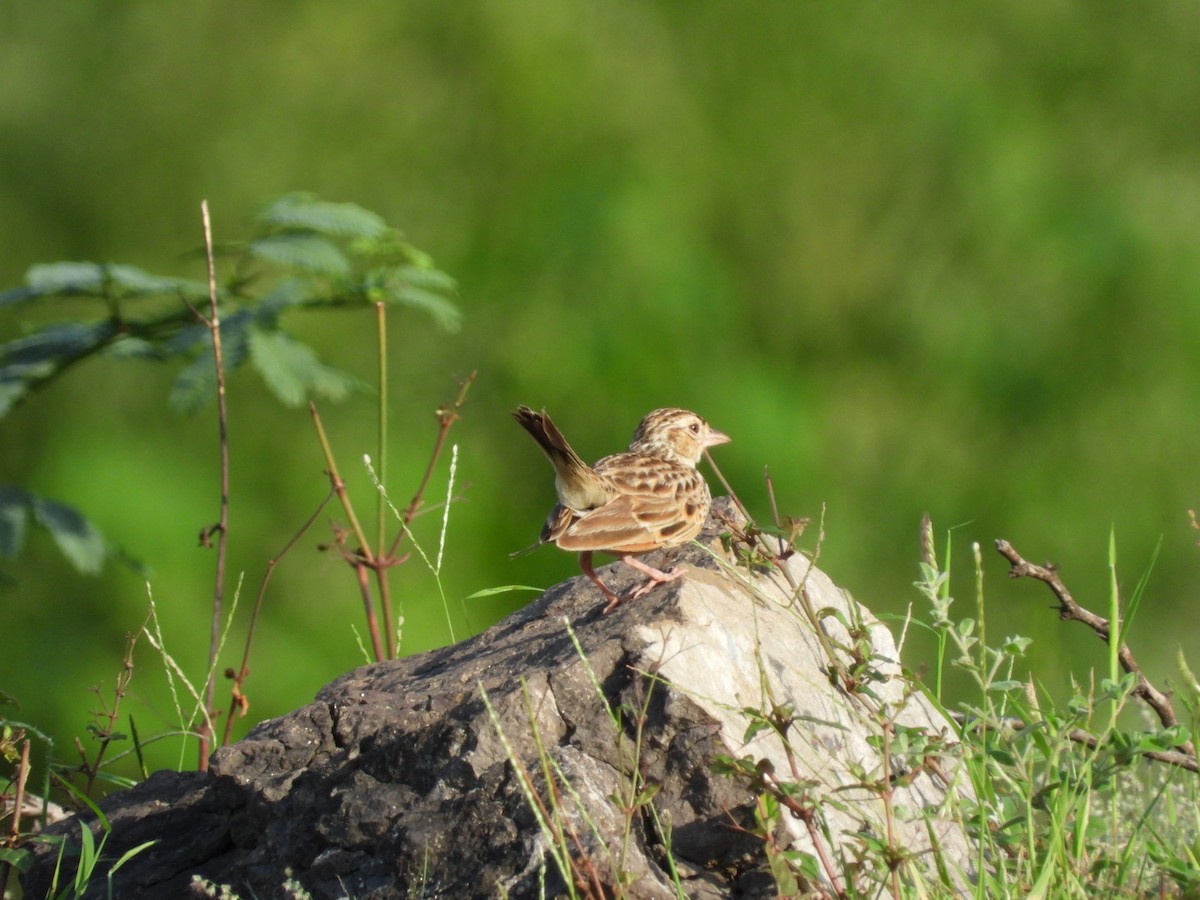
{"left": 3, "top": 3, "right": 1199, "bottom": 780}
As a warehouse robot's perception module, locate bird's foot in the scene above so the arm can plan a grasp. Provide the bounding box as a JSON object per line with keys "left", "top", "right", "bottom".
{"left": 597, "top": 556, "right": 686, "bottom": 612}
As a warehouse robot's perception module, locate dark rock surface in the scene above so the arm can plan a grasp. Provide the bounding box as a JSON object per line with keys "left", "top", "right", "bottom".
{"left": 23, "top": 502, "right": 972, "bottom": 898}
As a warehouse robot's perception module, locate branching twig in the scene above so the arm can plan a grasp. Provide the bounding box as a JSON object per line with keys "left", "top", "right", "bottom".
{"left": 995, "top": 538, "right": 1196, "bottom": 761}
{"left": 951, "top": 708, "right": 1199, "bottom": 773}
{"left": 386, "top": 371, "right": 476, "bottom": 559}
{"left": 311, "top": 372, "right": 475, "bottom": 661}
{"left": 375, "top": 370, "right": 474, "bottom": 656}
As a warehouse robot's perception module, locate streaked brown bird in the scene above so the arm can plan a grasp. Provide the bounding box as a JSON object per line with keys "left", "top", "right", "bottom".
{"left": 513, "top": 405, "right": 730, "bottom": 612}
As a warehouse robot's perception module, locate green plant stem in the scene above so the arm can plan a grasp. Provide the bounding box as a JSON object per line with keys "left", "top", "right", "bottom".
{"left": 1107, "top": 527, "right": 1120, "bottom": 690}
{"left": 374, "top": 301, "right": 395, "bottom": 658}
{"left": 376, "top": 301, "right": 388, "bottom": 552}
{"left": 310, "top": 404, "right": 375, "bottom": 561}
{"left": 878, "top": 720, "right": 903, "bottom": 899}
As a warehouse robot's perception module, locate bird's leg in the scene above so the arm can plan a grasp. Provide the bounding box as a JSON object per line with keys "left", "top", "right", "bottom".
{"left": 620, "top": 554, "right": 685, "bottom": 602}
{"left": 578, "top": 551, "right": 624, "bottom": 612}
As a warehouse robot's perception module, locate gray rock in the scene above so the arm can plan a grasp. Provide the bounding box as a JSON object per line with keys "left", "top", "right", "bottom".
{"left": 23, "top": 500, "right": 973, "bottom": 898}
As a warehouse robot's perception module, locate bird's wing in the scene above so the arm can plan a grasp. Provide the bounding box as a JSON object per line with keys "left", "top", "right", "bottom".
{"left": 552, "top": 462, "right": 709, "bottom": 554}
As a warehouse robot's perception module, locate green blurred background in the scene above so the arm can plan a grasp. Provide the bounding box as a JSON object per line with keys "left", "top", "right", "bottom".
{"left": 3, "top": 3, "right": 1199, "bottom": 781}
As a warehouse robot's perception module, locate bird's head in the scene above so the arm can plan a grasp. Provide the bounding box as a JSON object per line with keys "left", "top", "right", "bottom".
{"left": 628, "top": 408, "right": 730, "bottom": 467}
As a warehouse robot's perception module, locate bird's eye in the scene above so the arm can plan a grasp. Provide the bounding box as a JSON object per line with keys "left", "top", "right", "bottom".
{"left": 689, "top": 422, "right": 700, "bottom": 434}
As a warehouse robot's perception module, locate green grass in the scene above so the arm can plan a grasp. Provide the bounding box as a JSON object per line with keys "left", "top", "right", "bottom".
{"left": 487, "top": 508, "right": 1199, "bottom": 899}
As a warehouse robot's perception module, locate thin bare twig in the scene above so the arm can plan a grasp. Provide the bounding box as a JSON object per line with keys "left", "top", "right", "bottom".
{"left": 951, "top": 710, "right": 1198, "bottom": 773}
{"left": 220, "top": 488, "right": 336, "bottom": 744}
{"left": 193, "top": 200, "right": 231, "bottom": 771}
{"left": 310, "top": 402, "right": 387, "bottom": 659}
{"left": 995, "top": 538, "right": 1196, "bottom": 761}
{"left": 0, "top": 739, "right": 32, "bottom": 896}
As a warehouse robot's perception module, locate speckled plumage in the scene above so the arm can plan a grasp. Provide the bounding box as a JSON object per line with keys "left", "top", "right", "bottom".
{"left": 513, "top": 406, "right": 730, "bottom": 611}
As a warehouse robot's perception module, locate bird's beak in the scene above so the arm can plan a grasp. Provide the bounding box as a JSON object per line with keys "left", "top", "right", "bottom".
{"left": 704, "top": 428, "right": 731, "bottom": 448}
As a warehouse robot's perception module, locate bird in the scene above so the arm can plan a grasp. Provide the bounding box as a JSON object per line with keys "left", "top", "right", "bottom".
{"left": 513, "top": 405, "right": 730, "bottom": 612}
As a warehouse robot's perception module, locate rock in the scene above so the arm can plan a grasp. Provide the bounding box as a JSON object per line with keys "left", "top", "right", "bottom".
{"left": 23, "top": 499, "right": 974, "bottom": 898}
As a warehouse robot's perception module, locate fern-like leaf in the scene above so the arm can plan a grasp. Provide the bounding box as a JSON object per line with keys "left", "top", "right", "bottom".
{"left": 380, "top": 266, "right": 462, "bottom": 332}
{"left": 248, "top": 326, "right": 361, "bottom": 408}
{"left": 258, "top": 193, "right": 388, "bottom": 240}
{"left": 31, "top": 496, "right": 107, "bottom": 574}
{"left": 0, "top": 486, "right": 31, "bottom": 558}
{"left": 0, "top": 262, "right": 207, "bottom": 306}
{"left": 249, "top": 234, "right": 350, "bottom": 277}
{"left": 167, "top": 313, "right": 252, "bottom": 414}
{"left": 0, "top": 322, "right": 117, "bottom": 418}
{"left": 0, "top": 488, "right": 110, "bottom": 575}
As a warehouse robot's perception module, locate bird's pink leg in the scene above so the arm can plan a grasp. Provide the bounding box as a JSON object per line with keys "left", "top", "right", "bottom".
{"left": 578, "top": 551, "right": 624, "bottom": 612}
{"left": 619, "top": 554, "right": 685, "bottom": 603}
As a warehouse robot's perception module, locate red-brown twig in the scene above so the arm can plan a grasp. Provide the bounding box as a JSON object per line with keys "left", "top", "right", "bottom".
{"left": 951, "top": 710, "right": 1198, "bottom": 773}
{"left": 760, "top": 769, "right": 844, "bottom": 898}
{"left": 311, "top": 401, "right": 386, "bottom": 659}
{"left": 0, "top": 739, "right": 32, "bottom": 897}
{"left": 386, "top": 371, "right": 476, "bottom": 560}
{"left": 220, "top": 488, "right": 336, "bottom": 745}
{"left": 995, "top": 539, "right": 1196, "bottom": 761}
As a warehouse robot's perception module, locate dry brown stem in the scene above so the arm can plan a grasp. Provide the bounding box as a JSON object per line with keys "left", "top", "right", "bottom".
{"left": 995, "top": 538, "right": 1196, "bottom": 763}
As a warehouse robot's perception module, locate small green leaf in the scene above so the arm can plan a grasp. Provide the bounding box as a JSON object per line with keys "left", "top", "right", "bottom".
{"left": 0, "top": 378, "right": 29, "bottom": 421}
{"left": 2, "top": 322, "right": 115, "bottom": 368}
{"left": 0, "top": 284, "right": 37, "bottom": 306}
{"left": 0, "top": 845, "right": 32, "bottom": 871}
{"left": 380, "top": 266, "right": 462, "bottom": 331}
{"left": 249, "top": 233, "right": 350, "bottom": 276}
{"left": 257, "top": 278, "right": 318, "bottom": 317}
{"left": 742, "top": 716, "right": 771, "bottom": 743}
{"left": 1, "top": 262, "right": 207, "bottom": 304}
{"left": 0, "top": 486, "right": 31, "bottom": 558}
{"left": 102, "top": 335, "right": 163, "bottom": 361}
{"left": 633, "top": 783, "right": 662, "bottom": 807}
{"left": 102, "top": 264, "right": 209, "bottom": 299}
{"left": 987, "top": 680, "right": 1024, "bottom": 692}
{"left": 169, "top": 352, "right": 219, "bottom": 414}
{"left": 258, "top": 193, "right": 388, "bottom": 239}
{"left": 163, "top": 321, "right": 213, "bottom": 356}
{"left": 463, "top": 585, "right": 544, "bottom": 600}
{"left": 31, "top": 496, "right": 107, "bottom": 574}
{"left": 1001, "top": 635, "right": 1033, "bottom": 655}
{"left": 24, "top": 261, "right": 108, "bottom": 295}
{"left": 248, "top": 326, "right": 360, "bottom": 408}
{"left": 168, "top": 315, "right": 251, "bottom": 414}
{"left": 108, "top": 839, "right": 159, "bottom": 875}
{"left": 392, "top": 265, "right": 457, "bottom": 296}
{"left": 0, "top": 322, "right": 117, "bottom": 418}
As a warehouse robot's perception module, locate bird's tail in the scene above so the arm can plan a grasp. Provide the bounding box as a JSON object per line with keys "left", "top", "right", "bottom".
{"left": 512, "top": 406, "right": 590, "bottom": 474}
